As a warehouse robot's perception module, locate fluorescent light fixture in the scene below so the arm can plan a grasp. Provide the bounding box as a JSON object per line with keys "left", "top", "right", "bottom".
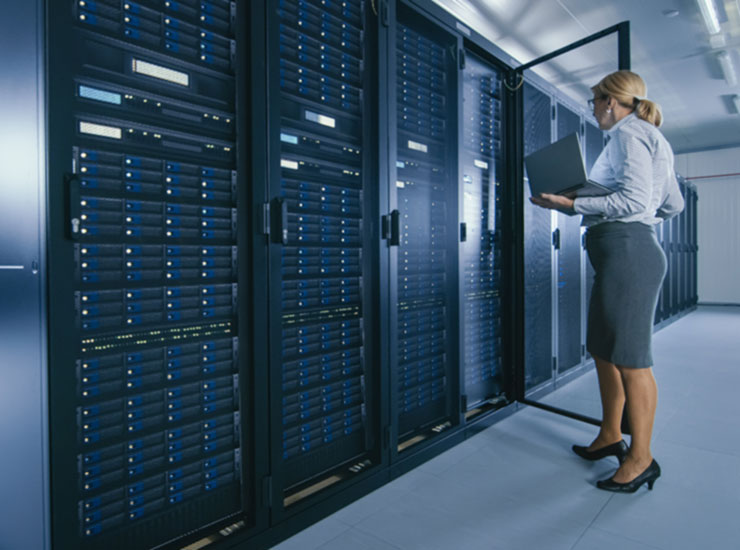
{"left": 449, "top": 0, "right": 478, "bottom": 12}
{"left": 696, "top": 0, "right": 721, "bottom": 34}
{"left": 717, "top": 50, "right": 737, "bottom": 86}
{"left": 733, "top": 94, "right": 740, "bottom": 114}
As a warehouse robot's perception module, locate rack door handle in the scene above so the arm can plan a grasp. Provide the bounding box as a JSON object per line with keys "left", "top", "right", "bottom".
{"left": 382, "top": 210, "right": 400, "bottom": 246}
{"left": 270, "top": 197, "right": 288, "bottom": 245}
{"left": 390, "top": 209, "right": 400, "bottom": 246}
{"left": 65, "top": 173, "right": 81, "bottom": 240}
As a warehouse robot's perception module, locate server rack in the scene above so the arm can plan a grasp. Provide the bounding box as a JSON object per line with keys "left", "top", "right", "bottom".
{"left": 522, "top": 80, "right": 554, "bottom": 392}
{"left": 554, "top": 102, "right": 585, "bottom": 377}
{"left": 654, "top": 221, "right": 666, "bottom": 323}
{"left": 659, "top": 215, "right": 672, "bottom": 321}
{"left": 677, "top": 180, "right": 686, "bottom": 310}
{"left": 265, "top": 0, "right": 383, "bottom": 515}
{"left": 682, "top": 185, "right": 691, "bottom": 310}
{"left": 46, "top": 2, "right": 251, "bottom": 549}
{"left": 681, "top": 181, "right": 698, "bottom": 309}
{"left": 522, "top": 84, "right": 600, "bottom": 395}
{"left": 459, "top": 49, "right": 508, "bottom": 413}
{"left": 670, "top": 187, "right": 681, "bottom": 315}
{"left": 390, "top": 5, "right": 460, "bottom": 450}
{"left": 688, "top": 185, "right": 699, "bottom": 306}
{"left": 654, "top": 177, "right": 697, "bottom": 326}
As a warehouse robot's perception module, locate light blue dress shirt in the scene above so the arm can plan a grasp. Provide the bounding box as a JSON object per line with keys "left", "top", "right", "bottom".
{"left": 574, "top": 113, "right": 685, "bottom": 227}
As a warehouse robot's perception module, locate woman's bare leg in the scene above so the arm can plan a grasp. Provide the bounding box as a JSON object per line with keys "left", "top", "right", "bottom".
{"left": 610, "top": 366, "right": 657, "bottom": 482}
{"left": 589, "top": 355, "right": 626, "bottom": 450}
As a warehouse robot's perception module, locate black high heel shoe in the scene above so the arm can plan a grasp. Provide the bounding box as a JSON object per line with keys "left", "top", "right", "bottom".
{"left": 596, "top": 459, "right": 661, "bottom": 493}
{"left": 572, "top": 440, "right": 628, "bottom": 463}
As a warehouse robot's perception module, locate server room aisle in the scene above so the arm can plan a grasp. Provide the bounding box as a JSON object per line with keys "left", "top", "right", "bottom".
{"left": 270, "top": 306, "right": 740, "bottom": 550}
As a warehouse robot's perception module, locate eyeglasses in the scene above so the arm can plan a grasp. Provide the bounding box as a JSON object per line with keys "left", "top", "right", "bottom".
{"left": 587, "top": 96, "right": 606, "bottom": 109}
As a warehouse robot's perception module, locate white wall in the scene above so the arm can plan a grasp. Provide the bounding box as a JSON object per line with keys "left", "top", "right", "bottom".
{"left": 675, "top": 146, "right": 740, "bottom": 305}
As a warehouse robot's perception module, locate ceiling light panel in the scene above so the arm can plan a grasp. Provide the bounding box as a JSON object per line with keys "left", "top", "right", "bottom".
{"left": 716, "top": 50, "right": 737, "bottom": 86}
{"left": 697, "top": 0, "right": 721, "bottom": 34}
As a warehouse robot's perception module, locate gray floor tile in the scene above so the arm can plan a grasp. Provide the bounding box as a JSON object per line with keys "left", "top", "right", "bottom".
{"left": 656, "top": 410, "right": 740, "bottom": 456}
{"left": 353, "top": 497, "right": 507, "bottom": 550}
{"left": 592, "top": 481, "right": 740, "bottom": 550}
{"left": 416, "top": 437, "right": 482, "bottom": 476}
{"left": 651, "top": 439, "right": 740, "bottom": 503}
{"left": 571, "top": 527, "right": 663, "bottom": 550}
{"left": 315, "top": 527, "right": 403, "bottom": 550}
{"left": 269, "top": 517, "right": 350, "bottom": 550}
{"left": 385, "top": 468, "right": 440, "bottom": 494}
{"left": 331, "top": 482, "right": 410, "bottom": 526}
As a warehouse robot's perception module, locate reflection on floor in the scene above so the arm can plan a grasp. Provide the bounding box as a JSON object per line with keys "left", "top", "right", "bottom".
{"left": 271, "top": 306, "right": 740, "bottom": 550}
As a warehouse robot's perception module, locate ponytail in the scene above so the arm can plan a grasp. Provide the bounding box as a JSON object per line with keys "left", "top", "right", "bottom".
{"left": 635, "top": 98, "right": 662, "bottom": 127}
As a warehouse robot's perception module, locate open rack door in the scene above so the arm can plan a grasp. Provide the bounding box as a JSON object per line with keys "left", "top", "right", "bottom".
{"left": 515, "top": 22, "right": 631, "bottom": 429}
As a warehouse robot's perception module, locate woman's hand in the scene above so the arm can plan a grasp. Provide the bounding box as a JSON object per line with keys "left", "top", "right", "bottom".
{"left": 529, "top": 193, "right": 575, "bottom": 212}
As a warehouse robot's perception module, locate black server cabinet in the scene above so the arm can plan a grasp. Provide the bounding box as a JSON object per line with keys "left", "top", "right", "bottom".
{"left": 654, "top": 221, "right": 665, "bottom": 323}
{"left": 555, "top": 102, "right": 583, "bottom": 374}
{"left": 522, "top": 81, "right": 553, "bottom": 391}
{"left": 660, "top": 216, "right": 673, "bottom": 320}
{"left": 554, "top": 103, "right": 583, "bottom": 375}
{"left": 679, "top": 179, "right": 690, "bottom": 310}
{"left": 47, "top": 2, "right": 248, "bottom": 550}
{"left": 676, "top": 180, "right": 686, "bottom": 310}
{"left": 459, "top": 50, "right": 507, "bottom": 411}
{"left": 670, "top": 188, "right": 681, "bottom": 315}
{"left": 689, "top": 186, "right": 698, "bottom": 306}
{"left": 392, "top": 6, "right": 460, "bottom": 447}
{"left": 266, "top": 0, "right": 382, "bottom": 508}
{"left": 655, "top": 178, "right": 697, "bottom": 324}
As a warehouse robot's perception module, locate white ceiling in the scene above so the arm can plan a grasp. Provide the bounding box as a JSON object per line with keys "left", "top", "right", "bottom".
{"left": 433, "top": 0, "right": 740, "bottom": 154}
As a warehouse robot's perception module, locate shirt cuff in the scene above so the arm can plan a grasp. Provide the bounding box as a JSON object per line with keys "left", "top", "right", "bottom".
{"left": 573, "top": 197, "right": 604, "bottom": 216}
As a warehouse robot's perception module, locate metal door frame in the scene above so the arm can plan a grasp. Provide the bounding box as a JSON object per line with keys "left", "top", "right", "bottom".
{"left": 513, "top": 21, "right": 632, "bottom": 428}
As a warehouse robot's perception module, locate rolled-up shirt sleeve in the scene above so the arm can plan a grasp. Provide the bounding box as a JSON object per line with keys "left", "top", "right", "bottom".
{"left": 573, "top": 133, "right": 652, "bottom": 218}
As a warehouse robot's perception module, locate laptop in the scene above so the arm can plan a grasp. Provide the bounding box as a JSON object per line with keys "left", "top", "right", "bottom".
{"left": 524, "top": 132, "right": 613, "bottom": 198}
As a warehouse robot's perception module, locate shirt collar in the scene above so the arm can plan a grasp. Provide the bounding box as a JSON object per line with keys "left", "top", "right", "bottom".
{"left": 607, "top": 111, "right": 636, "bottom": 135}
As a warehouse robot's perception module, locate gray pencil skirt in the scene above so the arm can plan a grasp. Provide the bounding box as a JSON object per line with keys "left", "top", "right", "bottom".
{"left": 585, "top": 221, "right": 667, "bottom": 368}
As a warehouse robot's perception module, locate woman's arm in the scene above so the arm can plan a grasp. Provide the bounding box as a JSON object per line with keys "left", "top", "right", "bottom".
{"left": 573, "top": 132, "right": 652, "bottom": 218}
{"left": 529, "top": 193, "right": 575, "bottom": 213}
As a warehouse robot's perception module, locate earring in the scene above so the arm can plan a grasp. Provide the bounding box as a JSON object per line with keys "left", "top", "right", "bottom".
{"left": 606, "top": 108, "right": 612, "bottom": 114}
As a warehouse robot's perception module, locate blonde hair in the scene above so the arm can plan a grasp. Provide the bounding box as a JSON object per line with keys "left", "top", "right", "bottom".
{"left": 591, "top": 70, "right": 663, "bottom": 127}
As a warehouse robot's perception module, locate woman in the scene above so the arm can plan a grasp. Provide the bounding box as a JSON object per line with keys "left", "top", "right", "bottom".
{"left": 530, "top": 70, "right": 684, "bottom": 493}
